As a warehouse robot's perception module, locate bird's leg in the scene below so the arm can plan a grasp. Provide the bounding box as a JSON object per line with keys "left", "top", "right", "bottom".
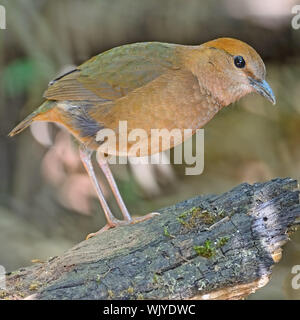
{"left": 79, "top": 146, "right": 126, "bottom": 239}
{"left": 96, "top": 152, "right": 160, "bottom": 224}
{"left": 96, "top": 153, "right": 132, "bottom": 222}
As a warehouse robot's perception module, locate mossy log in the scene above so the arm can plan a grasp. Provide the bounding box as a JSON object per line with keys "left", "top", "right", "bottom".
{"left": 2, "top": 178, "right": 300, "bottom": 300}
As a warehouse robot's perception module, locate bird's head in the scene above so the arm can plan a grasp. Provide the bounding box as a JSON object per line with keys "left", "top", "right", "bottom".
{"left": 190, "top": 38, "right": 276, "bottom": 106}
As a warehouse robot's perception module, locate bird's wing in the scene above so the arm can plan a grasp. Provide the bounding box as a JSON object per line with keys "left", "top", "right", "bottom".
{"left": 44, "top": 42, "right": 181, "bottom": 102}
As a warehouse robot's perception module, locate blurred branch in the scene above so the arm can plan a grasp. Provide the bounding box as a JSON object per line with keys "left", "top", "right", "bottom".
{"left": 2, "top": 178, "right": 300, "bottom": 300}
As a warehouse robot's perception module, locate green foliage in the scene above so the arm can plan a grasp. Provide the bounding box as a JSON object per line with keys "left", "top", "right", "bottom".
{"left": 176, "top": 206, "right": 217, "bottom": 229}
{"left": 193, "top": 240, "right": 215, "bottom": 258}
{"left": 163, "top": 226, "right": 175, "bottom": 238}
{"left": 194, "top": 236, "right": 230, "bottom": 258}
{"left": 163, "top": 226, "right": 170, "bottom": 237}
{"left": 216, "top": 236, "right": 229, "bottom": 248}
{"left": 2, "top": 59, "right": 39, "bottom": 97}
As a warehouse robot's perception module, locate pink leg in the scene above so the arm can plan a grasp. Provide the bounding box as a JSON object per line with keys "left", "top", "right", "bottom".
{"left": 96, "top": 153, "right": 132, "bottom": 222}
{"left": 96, "top": 152, "right": 160, "bottom": 224}
{"left": 79, "top": 146, "right": 123, "bottom": 238}
{"left": 80, "top": 146, "right": 159, "bottom": 239}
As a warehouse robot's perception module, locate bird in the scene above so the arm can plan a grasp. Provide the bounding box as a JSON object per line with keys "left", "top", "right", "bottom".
{"left": 9, "top": 37, "right": 276, "bottom": 239}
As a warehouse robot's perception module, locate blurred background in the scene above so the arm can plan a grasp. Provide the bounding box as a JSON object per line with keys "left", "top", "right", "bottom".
{"left": 0, "top": 0, "right": 299, "bottom": 299}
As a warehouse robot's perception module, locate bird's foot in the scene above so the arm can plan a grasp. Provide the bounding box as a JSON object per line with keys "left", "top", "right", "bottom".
{"left": 130, "top": 212, "right": 160, "bottom": 224}
{"left": 86, "top": 212, "right": 160, "bottom": 240}
{"left": 85, "top": 218, "right": 127, "bottom": 239}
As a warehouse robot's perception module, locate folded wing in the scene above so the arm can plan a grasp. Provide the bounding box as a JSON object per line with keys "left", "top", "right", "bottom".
{"left": 44, "top": 42, "right": 182, "bottom": 102}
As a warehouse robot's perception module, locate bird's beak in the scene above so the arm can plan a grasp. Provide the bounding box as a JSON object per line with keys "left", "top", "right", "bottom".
{"left": 248, "top": 77, "right": 276, "bottom": 105}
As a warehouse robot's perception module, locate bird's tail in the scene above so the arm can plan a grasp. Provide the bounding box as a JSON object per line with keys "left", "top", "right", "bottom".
{"left": 8, "top": 100, "right": 55, "bottom": 137}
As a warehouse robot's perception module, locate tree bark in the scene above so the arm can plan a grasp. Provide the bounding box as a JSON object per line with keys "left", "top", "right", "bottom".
{"left": 2, "top": 177, "right": 300, "bottom": 300}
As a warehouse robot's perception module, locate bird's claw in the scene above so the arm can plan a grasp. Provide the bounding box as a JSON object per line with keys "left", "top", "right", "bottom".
{"left": 86, "top": 212, "right": 160, "bottom": 239}
{"left": 130, "top": 212, "right": 160, "bottom": 224}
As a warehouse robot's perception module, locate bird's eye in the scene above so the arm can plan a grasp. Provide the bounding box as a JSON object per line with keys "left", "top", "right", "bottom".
{"left": 234, "top": 56, "right": 245, "bottom": 68}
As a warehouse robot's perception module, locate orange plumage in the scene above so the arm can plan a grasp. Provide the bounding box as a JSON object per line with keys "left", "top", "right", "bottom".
{"left": 9, "top": 38, "right": 276, "bottom": 238}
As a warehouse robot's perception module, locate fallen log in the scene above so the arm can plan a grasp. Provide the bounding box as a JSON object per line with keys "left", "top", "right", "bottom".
{"left": 2, "top": 177, "right": 300, "bottom": 300}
